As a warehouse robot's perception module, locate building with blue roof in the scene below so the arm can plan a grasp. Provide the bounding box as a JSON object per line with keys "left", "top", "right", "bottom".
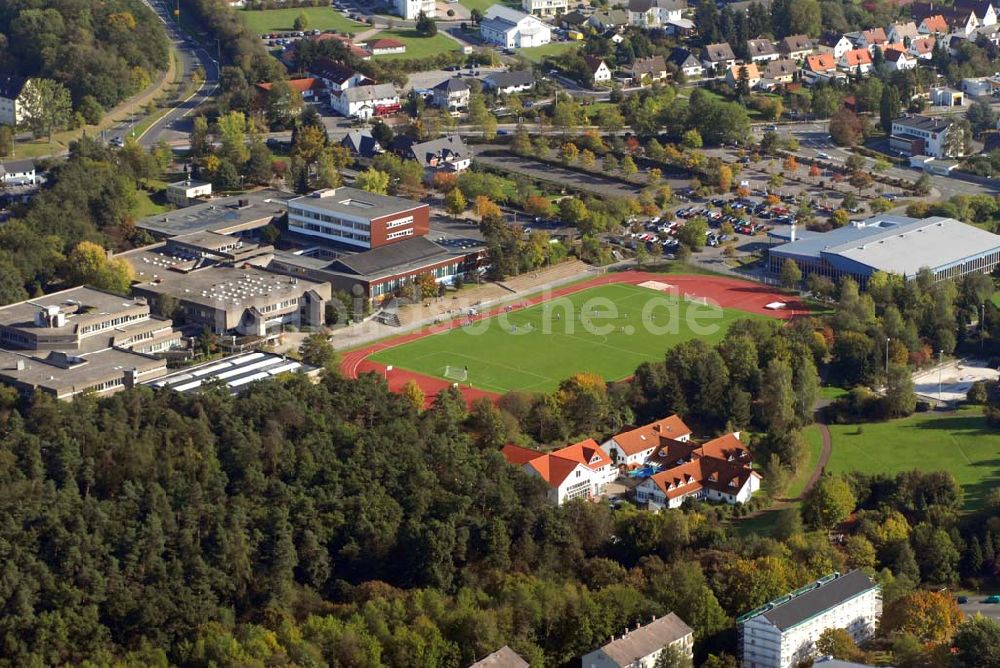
{"left": 767, "top": 215, "right": 1000, "bottom": 286}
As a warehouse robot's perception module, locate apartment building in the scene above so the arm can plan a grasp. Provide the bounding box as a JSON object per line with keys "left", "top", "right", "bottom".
{"left": 739, "top": 571, "right": 882, "bottom": 668}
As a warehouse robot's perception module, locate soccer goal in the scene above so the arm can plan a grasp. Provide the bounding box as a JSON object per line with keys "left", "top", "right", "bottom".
{"left": 444, "top": 365, "right": 468, "bottom": 382}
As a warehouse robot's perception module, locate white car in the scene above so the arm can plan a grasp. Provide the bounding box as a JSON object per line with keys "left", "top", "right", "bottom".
{"left": 817, "top": 152, "right": 831, "bottom": 160}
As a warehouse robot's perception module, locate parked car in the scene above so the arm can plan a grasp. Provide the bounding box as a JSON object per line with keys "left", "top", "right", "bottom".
{"left": 985, "top": 595, "right": 1000, "bottom": 604}
{"left": 957, "top": 596, "right": 969, "bottom": 604}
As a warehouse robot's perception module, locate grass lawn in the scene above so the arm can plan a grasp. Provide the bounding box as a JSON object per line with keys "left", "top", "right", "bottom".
{"left": 787, "top": 425, "right": 824, "bottom": 500}
{"left": 825, "top": 406, "right": 1000, "bottom": 511}
{"left": 241, "top": 7, "right": 367, "bottom": 34}
{"left": 369, "top": 283, "right": 767, "bottom": 394}
{"left": 133, "top": 189, "right": 170, "bottom": 218}
{"left": 992, "top": 290, "right": 1000, "bottom": 308}
{"left": 370, "top": 28, "right": 460, "bottom": 59}
{"left": 519, "top": 41, "right": 580, "bottom": 63}
{"left": 819, "top": 385, "right": 848, "bottom": 401}
{"left": 459, "top": 0, "right": 501, "bottom": 12}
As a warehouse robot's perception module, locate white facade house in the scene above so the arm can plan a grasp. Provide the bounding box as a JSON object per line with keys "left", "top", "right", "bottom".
{"left": 330, "top": 83, "right": 400, "bottom": 119}
{"left": 522, "top": 0, "right": 567, "bottom": 17}
{"left": 483, "top": 70, "right": 535, "bottom": 94}
{"left": 0, "top": 76, "right": 30, "bottom": 127}
{"left": 818, "top": 34, "right": 854, "bottom": 59}
{"left": 885, "top": 49, "right": 917, "bottom": 71}
{"left": 582, "top": 613, "right": 694, "bottom": 668}
{"left": 739, "top": 571, "right": 882, "bottom": 668}
{"left": 503, "top": 439, "right": 618, "bottom": 505}
{"left": 0, "top": 159, "right": 36, "bottom": 187}
{"left": 955, "top": 0, "right": 998, "bottom": 26}
{"left": 395, "top": 0, "right": 435, "bottom": 20}
{"left": 627, "top": 0, "right": 687, "bottom": 28}
{"left": 890, "top": 115, "right": 961, "bottom": 158}
{"left": 481, "top": 5, "right": 552, "bottom": 48}
{"left": 585, "top": 57, "right": 613, "bottom": 84}
{"left": 601, "top": 415, "right": 692, "bottom": 467}
{"left": 165, "top": 179, "right": 212, "bottom": 206}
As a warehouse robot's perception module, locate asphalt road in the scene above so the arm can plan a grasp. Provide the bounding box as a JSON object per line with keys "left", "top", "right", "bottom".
{"left": 959, "top": 600, "right": 1000, "bottom": 622}
{"left": 130, "top": 0, "right": 221, "bottom": 148}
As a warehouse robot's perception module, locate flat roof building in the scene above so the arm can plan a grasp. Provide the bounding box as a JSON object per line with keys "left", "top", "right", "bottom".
{"left": 739, "top": 571, "right": 882, "bottom": 668}
{"left": 768, "top": 215, "right": 1000, "bottom": 285}
{"left": 136, "top": 189, "right": 294, "bottom": 238}
{"left": 287, "top": 187, "right": 430, "bottom": 250}
{"left": 0, "top": 286, "right": 181, "bottom": 400}
{"left": 125, "top": 249, "right": 332, "bottom": 336}
{"left": 268, "top": 235, "right": 483, "bottom": 303}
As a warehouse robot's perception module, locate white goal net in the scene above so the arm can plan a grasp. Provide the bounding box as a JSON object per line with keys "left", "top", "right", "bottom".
{"left": 443, "top": 365, "right": 468, "bottom": 382}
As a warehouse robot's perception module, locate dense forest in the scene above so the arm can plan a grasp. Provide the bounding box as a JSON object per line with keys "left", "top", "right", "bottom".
{"left": 0, "top": 0, "right": 170, "bottom": 112}
{"left": 0, "top": 350, "right": 996, "bottom": 666}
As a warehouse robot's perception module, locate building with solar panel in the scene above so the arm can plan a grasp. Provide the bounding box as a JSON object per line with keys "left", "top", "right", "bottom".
{"left": 767, "top": 215, "right": 1000, "bottom": 286}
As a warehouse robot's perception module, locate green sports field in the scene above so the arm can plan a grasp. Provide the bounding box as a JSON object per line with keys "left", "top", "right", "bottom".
{"left": 369, "top": 283, "right": 764, "bottom": 394}
{"left": 825, "top": 407, "right": 1000, "bottom": 512}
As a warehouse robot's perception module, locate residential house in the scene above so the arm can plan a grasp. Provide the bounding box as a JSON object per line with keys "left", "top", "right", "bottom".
{"left": 431, "top": 78, "right": 471, "bottom": 110}
{"left": 919, "top": 14, "right": 950, "bottom": 34}
{"left": 625, "top": 55, "right": 669, "bottom": 84}
{"left": 0, "top": 75, "right": 30, "bottom": 127}
{"left": 955, "top": 0, "right": 998, "bottom": 25}
{"left": 976, "top": 22, "right": 1000, "bottom": 44}
{"left": 502, "top": 439, "right": 617, "bottom": 505}
{"left": 891, "top": 115, "right": 965, "bottom": 158}
{"left": 585, "top": 56, "right": 613, "bottom": 84}
{"left": 739, "top": 571, "right": 882, "bottom": 668}
{"left": 761, "top": 58, "right": 799, "bottom": 85}
{"left": 255, "top": 77, "right": 325, "bottom": 106}
{"left": 559, "top": 9, "right": 587, "bottom": 29}
{"left": 887, "top": 21, "right": 920, "bottom": 44}
{"left": 668, "top": 48, "right": 704, "bottom": 77}
{"left": 331, "top": 83, "right": 400, "bottom": 119}
{"left": 406, "top": 135, "right": 473, "bottom": 174}
{"left": 747, "top": 37, "right": 781, "bottom": 62}
{"left": 627, "top": 0, "right": 687, "bottom": 28}
{"left": 839, "top": 48, "right": 873, "bottom": 74}
{"left": 909, "top": 35, "right": 936, "bottom": 59}
{"left": 581, "top": 613, "right": 694, "bottom": 668}
{"left": 306, "top": 58, "right": 371, "bottom": 95}
{"left": 941, "top": 6, "right": 980, "bottom": 35}
{"left": 600, "top": 414, "right": 692, "bottom": 467}
{"left": 588, "top": 8, "right": 628, "bottom": 32}
{"left": 395, "top": 0, "right": 435, "bottom": 19}
{"left": 341, "top": 130, "right": 383, "bottom": 158}
{"left": 633, "top": 432, "right": 762, "bottom": 509}
{"left": 0, "top": 158, "right": 36, "bottom": 187}
{"left": 803, "top": 53, "right": 842, "bottom": 84}
{"left": 780, "top": 34, "right": 814, "bottom": 61}
{"left": 885, "top": 48, "right": 918, "bottom": 70}
{"left": 522, "top": 0, "right": 567, "bottom": 17}
{"left": 817, "top": 32, "right": 853, "bottom": 59}
{"left": 365, "top": 38, "right": 406, "bottom": 55}
{"left": 854, "top": 27, "right": 889, "bottom": 52}
{"left": 469, "top": 646, "right": 529, "bottom": 668}
{"left": 726, "top": 62, "right": 762, "bottom": 90}
{"left": 483, "top": 70, "right": 535, "bottom": 94}
{"left": 481, "top": 5, "right": 552, "bottom": 48}
{"left": 700, "top": 42, "right": 737, "bottom": 72}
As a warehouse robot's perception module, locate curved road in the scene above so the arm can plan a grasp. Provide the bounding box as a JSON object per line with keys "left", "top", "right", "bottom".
{"left": 116, "top": 0, "right": 220, "bottom": 148}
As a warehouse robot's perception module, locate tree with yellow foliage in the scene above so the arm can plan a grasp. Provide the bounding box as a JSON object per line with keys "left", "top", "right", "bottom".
{"left": 64, "top": 241, "right": 134, "bottom": 295}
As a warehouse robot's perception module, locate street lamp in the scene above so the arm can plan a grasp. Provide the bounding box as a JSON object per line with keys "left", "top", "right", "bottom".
{"left": 885, "top": 337, "right": 890, "bottom": 377}
{"left": 938, "top": 349, "right": 944, "bottom": 402}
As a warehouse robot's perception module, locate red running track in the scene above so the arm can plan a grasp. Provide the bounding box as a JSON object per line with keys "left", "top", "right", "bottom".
{"left": 339, "top": 271, "right": 809, "bottom": 406}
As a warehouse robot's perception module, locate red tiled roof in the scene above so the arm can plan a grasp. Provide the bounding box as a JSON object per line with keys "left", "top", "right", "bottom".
{"left": 611, "top": 415, "right": 692, "bottom": 456}
{"left": 911, "top": 36, "right": 936, "bottom": 54}
{"left": 502, "top": 443, "right": 544, "bottom": 466}
{"left": 806, "top": 53, "right": 837, "bottom": 72}
{"left": 552, "top": 438, "right": 613, "bottom": 471}
{"left": 921, "top": 14, "right": 949, "bottom": 33}
{"left": 861, "top": 27, "right": 888, "bottom": 44}
{"left": 368, "top": 38, "right": 405, "bottom": 49}
{"left": 646, "top": 434, "right": 759, "bottom": 501}
{"left": 256, "top": 77, "right": 324, "bottom": 94}
{"left": 842, "top": 48, "right": 872, "bottom": 66}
